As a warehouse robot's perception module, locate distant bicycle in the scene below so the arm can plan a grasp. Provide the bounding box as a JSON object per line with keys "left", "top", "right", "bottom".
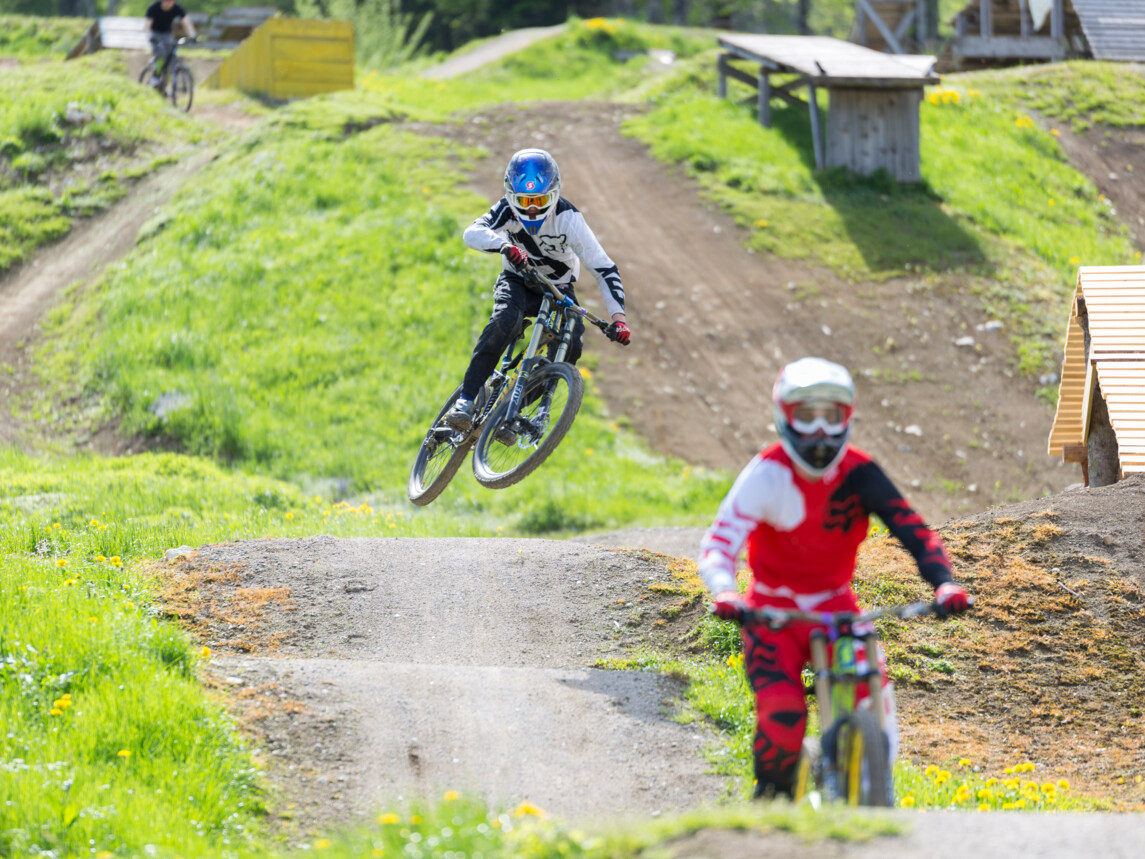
{"left": 139, "top": 36, "right": 195, "bottom": 112}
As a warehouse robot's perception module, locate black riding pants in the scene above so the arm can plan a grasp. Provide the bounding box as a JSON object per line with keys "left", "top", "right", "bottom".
{"left": 461, "top": 270, "right": 585, "bottom": 400}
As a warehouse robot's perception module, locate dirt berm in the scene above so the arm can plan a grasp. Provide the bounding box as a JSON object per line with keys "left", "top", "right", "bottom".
{"left": 159, "top": 476, "right": 1145, "bottom": 855}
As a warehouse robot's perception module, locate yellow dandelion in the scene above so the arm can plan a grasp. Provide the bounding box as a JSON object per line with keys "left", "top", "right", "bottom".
{"left": 1058, "top": 779, "right": 1070, "bottom": 790}
{"left": 50, "top": 708, "right": 63, "bottom": 716}
{"left": 116, "top": 749, "right": 131, "bottom": 758}
{"left": 513, "top": 800, "right": 546, "bottom": 818}
{"left": 936, "top": 770, "right": 951, "bottom": 785}
{"left": 201, "top": 646, "right": 211, "bottom": 659}
{"left": 372, "top": 850, "right": 385, "bottom": 858}
{"left": 899, "top": 795, "right": 916, "bottom": 807}
{"left": 954, "top": 786, "right": 972, "bottom": 803}
{"left": 89, "top": 518, "right": 100, "bottom": 527}
{"left": 410, "top": 814, "right": 422, "bottom": 825}
{"left": 95, "top": 555, "right": 106, "bottom": 562}
{"left": 444, "top": 789, "right": 461, "bottom": 801}
{"left": 585, "top": 448, "right": 594, "bottom": 456}
{"left": 1048, "top": 199, "right": 1055, "bottom": 206}
{"left": 754, "top": 219, "right": 771, "bottom": 228}
{"left": 1118, "top": 776, "right": 1125, "bottom": 784}
{"left": 1069, "top": 256, "right": 1080, "bottom": 264}
{"left": 56, "top": 558, "right": 68, "bottom": 568}
{"left": 314, "top": 839, "right": 331, "bottom": 849}
{"left": 978, "top": 803, "right": 990, "bottom": 811}
{"left": 1042, "top": 782, "right": 1056, "bottom": 793}
{"left": 925, "top": 764, "right": 938, "bottom": 777}
{"left": 578, "top": 366, "right": 594, "bottom": 379}
{"left": 378, "top": 812, "right": 400, "bottom": 825}
{"left": 109, "top": 556, "right": 123, "bottom": 567}
{"left": 1003, "top": 767, "right": 1014, "bottom": 775}
{"left": 285, "top": 512, "right": 294, "bottom": 520}
{"left": 1051, "top": 129, "right": 1060, "bottom": 137}
{"left": 959, "top": 758, "right": 971, "bottom": 767}
{"left": 985, "top": 777, "right": 998, "bottom": 786}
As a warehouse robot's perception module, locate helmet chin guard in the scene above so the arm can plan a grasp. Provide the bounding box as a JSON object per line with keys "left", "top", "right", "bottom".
{"left": 505, "top": 148, "right": 560, "bottom": 235}
{"left": 772, "top": 357, "right": 856, "bottom": 478}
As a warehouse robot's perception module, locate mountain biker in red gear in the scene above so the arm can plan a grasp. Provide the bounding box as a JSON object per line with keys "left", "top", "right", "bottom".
{"left": 443, "top": 148, "right": 630, "bottom": 430}
{"left": 699, "top": 357, "right": 971, "bottom": 800}
{"left": 145, "top": 0, "right": 197, "bottom": 87}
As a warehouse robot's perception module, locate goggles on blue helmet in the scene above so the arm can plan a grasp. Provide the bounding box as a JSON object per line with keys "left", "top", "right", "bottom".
{"left": 505, "top": 149, "right": 560, "bottom": 235}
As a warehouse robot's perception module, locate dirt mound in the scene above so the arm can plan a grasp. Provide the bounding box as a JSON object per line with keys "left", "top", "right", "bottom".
{"left": 870, "top": 474, "right": 1145, "bottom": 807}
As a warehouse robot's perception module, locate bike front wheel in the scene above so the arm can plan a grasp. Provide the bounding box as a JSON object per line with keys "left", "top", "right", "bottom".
{"left": 840, "top": 708, "right": 892, "bottom": 807}
{"left": 472, "top": 362, "right": 583, "bottom": 489}
{"left": 407, "top": 386, "right": 476, "bottom": 506}
{"left": 170, "top": 65, "right": 194, "bottom": 111}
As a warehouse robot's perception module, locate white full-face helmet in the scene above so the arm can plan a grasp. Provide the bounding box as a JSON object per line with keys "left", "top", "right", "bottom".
{"left": 504, "top": 148, "right": 561, "bottom": 235}
{"left": 772, "top": 357, "right": 856, "bottom": 478}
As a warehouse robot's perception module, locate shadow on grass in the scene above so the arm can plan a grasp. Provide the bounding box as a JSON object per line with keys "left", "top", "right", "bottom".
{"left": 764, "top": 100, "right": 989, "bottom": 276}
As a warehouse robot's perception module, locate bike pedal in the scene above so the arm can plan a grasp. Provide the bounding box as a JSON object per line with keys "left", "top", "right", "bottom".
{"left": 494, "top": 424, "right": 517, "bottom": 446}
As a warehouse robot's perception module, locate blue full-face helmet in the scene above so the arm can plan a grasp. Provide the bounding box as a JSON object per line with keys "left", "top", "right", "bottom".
{"left": 504, "top": 149, "right": 560, "bottom": 235}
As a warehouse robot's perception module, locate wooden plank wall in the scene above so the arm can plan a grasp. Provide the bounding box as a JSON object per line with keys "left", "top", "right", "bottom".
{"left": 205, "top": 18, "right": 353, "bottom": 99}
{"left": 1047, "top": 283, "right": 1087, "bottom": 455}
{"left": 825, "top": 87, "right": 922, "bottom": 182}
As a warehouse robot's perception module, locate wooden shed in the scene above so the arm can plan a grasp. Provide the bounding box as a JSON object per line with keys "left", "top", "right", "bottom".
{"left": 717, "top": 35, "right": 938, "bottom": 183}
{"left": 203, "top": 18, "right": 354, "bottom": 100}
{"left": 1048, "top": 266, "right": 1145, "bottom": 485}
{"left": 945, "top": 0, "right": 1145, "bottom": 66}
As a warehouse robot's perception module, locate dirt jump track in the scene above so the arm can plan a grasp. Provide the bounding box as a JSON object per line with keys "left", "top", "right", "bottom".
{"left": 4, "top": 31, "right": 1145, "bottom": 857}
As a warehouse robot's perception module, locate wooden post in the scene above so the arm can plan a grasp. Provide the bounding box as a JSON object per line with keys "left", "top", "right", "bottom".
{"left": 758, "top": 68, "right": 771, "bottom": 127}
{"left": 1019, "top": 0, "right": 1030, "bottom": 37}
{"left": 717, "top": 53, "right": 728, "bottom": 99}
{"left": 1051, "top": 0, "right": 1064, "bottom": 39}
{"left": 981, "top": 0, "right": 993, "bottom": 38}
{"left": 856, "top": 1, "right": 868, "bottom": 48}
{"left": 808, "top": 81, "right": 825, "bottom": 170}
{"left": 917, "top": 0, "right": 928, "bottom": 49}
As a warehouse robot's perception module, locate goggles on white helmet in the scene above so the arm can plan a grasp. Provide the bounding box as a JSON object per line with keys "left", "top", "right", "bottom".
{"left": 772, "top": 357, "right": 855, "bottom": 478}
{"left": 504, "top": 149, "right": 560, "bottom": 236}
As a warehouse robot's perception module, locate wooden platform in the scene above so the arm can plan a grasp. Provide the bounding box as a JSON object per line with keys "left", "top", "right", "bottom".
{"left": 716, "top": 35, "right": 938, "bottom": 182}
{"left": 1048, "top": 266, "right": 1145, "bottom": 480}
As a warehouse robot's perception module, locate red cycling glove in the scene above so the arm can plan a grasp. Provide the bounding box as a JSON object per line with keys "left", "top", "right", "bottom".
{"left": 500, "top": 244, "right": 527, "bottom": 269}
{"left": 607, "top": 320, "right": 631, "bottom": 345}
{"left": 935, "top": 582, "right": 971, "bottom": 617}
{"left": 711, "top": 590, "right": 746, "bottom": 622}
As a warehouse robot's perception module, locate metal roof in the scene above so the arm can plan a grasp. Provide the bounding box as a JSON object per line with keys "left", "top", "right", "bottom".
{"left": 1048, "top": 266, "right": 1145, "bottom": 476}
{"left": 1071, "top": 0, "right": 1145, "bottom": 60}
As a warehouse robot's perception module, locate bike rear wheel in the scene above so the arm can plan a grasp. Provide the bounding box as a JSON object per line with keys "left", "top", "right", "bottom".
{"left": 840, "top": 708, "right": 892, "bottom": 807}
{"left": 472, "top": 362, "right": 583, "bottom": 489}
{"left": 407, "top": 386, "right": 476, "bottom": 506}
{"left": 170, "top": 65, "right": 193, "bottom": 112}
{"left": 138, "top": 58, "right": 158, "bottom": 86}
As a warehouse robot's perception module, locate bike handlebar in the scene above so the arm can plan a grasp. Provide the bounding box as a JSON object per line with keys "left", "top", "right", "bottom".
{"left": 723, "top": 597, "right": 975, "bottom": 629}
{"left": 522, "top": 264, "right": 629, "bottom": 346}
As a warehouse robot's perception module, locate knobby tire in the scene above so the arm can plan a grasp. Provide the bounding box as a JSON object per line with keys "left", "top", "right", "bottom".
{"left": 841, "top": 708, "right": 891, "bottom": 807}
{"left": 171, "top": 65, "right": 193, "bottom": 112}
{"left": 472, "top": 362, "right": 583, "bottom": 489}
{"left": 407, "top": 386, "right": 475, "bottom": 506}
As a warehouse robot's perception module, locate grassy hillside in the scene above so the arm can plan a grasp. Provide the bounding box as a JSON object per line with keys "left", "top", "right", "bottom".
{"left": 0, "top": 52, "right": 209, "bottom": 273}
{"left": 5, "top": 16, "right": 1145, "bottom": 858}
{"left": 0, "top": 14, "right": 91, "bottom": 57}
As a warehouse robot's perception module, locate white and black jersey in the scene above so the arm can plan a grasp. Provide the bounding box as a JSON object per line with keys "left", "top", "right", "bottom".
{"left": 463, "top": 197, "right": 625, "bottom": 318}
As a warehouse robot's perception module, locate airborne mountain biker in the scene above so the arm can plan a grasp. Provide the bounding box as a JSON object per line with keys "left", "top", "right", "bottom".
{"left": 699, "top": 357, "right": 971, "bottom": 800}
{"left": 444, "top": 149, "right": 631, "bottom": 430}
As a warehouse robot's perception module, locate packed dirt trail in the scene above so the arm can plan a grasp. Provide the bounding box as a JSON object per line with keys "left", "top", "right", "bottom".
{"left": 434, "top": 100, "right": 1076, "bottom": 523}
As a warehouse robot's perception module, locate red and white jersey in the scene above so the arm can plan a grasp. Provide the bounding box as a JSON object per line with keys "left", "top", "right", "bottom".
{"left": 699, "top": 443, "right": 952, "bottom": 608}
{"left": 463, "top": 196, "right": 625, "bottom": 318}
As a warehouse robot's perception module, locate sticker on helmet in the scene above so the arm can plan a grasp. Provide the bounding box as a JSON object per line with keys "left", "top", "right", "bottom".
{"left": 525, "top": 180, "right": 536, "bottom": 190}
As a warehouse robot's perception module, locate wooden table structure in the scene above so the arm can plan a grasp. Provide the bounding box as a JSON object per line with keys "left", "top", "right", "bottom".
{"left": 717, "top": 34, "right": 938, "bottom": 182}
{"left": 1048, "top": 266, "right": 1145, "bottom": 485}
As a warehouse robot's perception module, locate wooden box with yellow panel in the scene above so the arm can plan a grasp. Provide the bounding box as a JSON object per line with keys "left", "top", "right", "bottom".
{"left": 204, "top": 17, "right": 354, "bottom": 99}
{"left": 1048, "top": 266, "right": 1145, "bottom": 486}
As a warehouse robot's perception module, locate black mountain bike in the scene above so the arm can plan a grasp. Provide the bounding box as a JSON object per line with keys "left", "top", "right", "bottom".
{"left": 408, "top": 265, "right": 627, "bottom": 505}
{"left": 139, "top": 36, "right": 195, "bottom": 112}
{"left": 727, "top": 599, "right": 971, "bottom": 807}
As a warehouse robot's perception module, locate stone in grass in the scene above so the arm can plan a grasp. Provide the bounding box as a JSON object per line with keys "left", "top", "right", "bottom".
{"left": 164, "top": 545, "right": 196, "bottom": 563}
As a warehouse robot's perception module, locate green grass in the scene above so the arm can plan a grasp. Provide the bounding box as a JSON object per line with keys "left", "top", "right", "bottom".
{"left": 619, "top": 54, "right": 1139, "bottom": 378}
{"left": 30, "top": 91, "right": 729, "bottom": 533}
{"left": 0, "top": 14, "right": 92, "bottom": 58}
{"left": 0, "top": 52, "right": 209, "bottom": 273}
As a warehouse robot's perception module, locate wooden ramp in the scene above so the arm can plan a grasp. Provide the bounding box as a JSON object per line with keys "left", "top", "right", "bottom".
{"left": 1048, "top": 266, "right": 1145, "bottom": 480}
{"left": 203, "top": 18, "right": 353, "bottom": 99}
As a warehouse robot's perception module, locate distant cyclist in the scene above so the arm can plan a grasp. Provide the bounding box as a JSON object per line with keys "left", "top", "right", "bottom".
{"left": 145, "top": 0, "right": 197, "bottom": 87}
{"left": 700, "top": 357, "right": 971, "bottom": 799}
{"left": 443, "top": 148, "right": 631, "bottom": 430}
